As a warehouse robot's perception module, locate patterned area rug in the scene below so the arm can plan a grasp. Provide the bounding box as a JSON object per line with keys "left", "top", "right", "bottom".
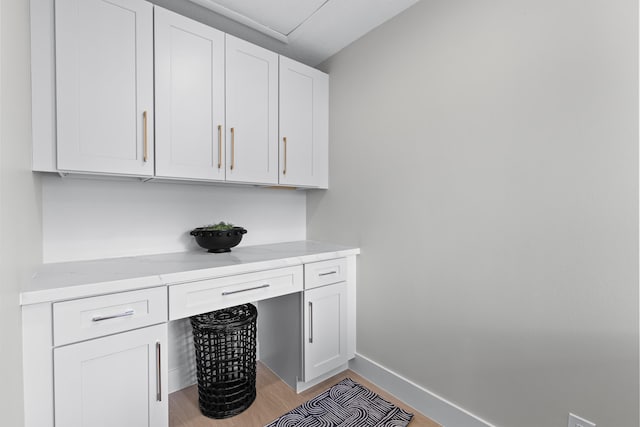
{"left": 265, "top": 378, "right": 414, "bottom": 427}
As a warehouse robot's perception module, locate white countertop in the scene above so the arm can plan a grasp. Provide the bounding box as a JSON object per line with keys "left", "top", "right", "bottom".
{"left": 22, "top": 240, "right": 360, "bottom": 305}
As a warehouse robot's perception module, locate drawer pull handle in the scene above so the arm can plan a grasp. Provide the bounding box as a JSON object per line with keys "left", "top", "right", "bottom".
{"left": 318, "top": 271, "right": 337, "bottom": 277}
{"left": 221, "top": 284, "right": 270, "bottom": 296}
{"left": 91, "top": 309, "right": 135, "bottom": 322}
{"left": 309, "top": 301, "right": 313, "bottom": 344}
{"left": 156, "top": 341, "right": 162, "bottom": 402}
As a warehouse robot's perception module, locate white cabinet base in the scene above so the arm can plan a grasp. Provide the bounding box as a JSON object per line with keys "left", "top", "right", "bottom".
{"left": 303, "top": 281, "right": 348, "bottom": 381}
{"left": 54, "top": 324, "right": 168, "bottom": 427}
{"left": 21, "top": 245, "right": 359, "bottom": 426}
{"left": 22, "top": 303, "right": 54, "bottom": 427}
{"left": 296, "top": 362, "right": 350, "bottom": 393}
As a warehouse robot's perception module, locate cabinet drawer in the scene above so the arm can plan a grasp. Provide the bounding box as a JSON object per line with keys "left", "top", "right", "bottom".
{"left": 53, "top": 287, "right": 167, "bottom": 347}
{"left": 304, "top": 258, "right": 347, "bottom": 289}
{"left": 169, "top": 266, "right": 303, "bottom": 320}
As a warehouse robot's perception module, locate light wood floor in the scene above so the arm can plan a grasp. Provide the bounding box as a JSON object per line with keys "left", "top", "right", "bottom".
{"left": 169, "top": 362, "right": 441, "bottom": 427}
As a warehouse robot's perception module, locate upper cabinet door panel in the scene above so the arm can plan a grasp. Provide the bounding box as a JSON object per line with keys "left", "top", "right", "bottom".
{"left": 279, "top": 57, "right": 329, "bottom": 188}
{"left": 225, "top": 35, "right": 279, "bottom": 185}
{"left": 154, "top": 7, "right": 226, "bottom": 181}
{"left": 55, "top": 0, "right": 154, "bottom": 176}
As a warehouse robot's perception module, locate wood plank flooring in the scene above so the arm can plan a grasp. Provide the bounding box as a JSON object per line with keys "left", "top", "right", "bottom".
{"left": 169, "top": 362, "right": 441, "bottom": 427}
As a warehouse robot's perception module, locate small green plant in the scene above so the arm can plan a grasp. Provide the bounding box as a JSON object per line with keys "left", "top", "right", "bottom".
{"left": 201, "top": 221, "right": 235, "bottom": 231}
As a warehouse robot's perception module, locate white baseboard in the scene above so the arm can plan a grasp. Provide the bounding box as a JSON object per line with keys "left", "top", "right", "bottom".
{"left": 349, "top": 353, "right": 496, "bottom": 427}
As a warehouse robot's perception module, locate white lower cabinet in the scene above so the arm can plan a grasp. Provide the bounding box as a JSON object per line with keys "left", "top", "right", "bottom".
{"left": 54, "top": 324, "right": 168, "bottom": 427}
{"left": 303, "top": 281, "right": 348, "bottom": 381}
{"left": 21, "top": 248, "right": 358, "bottom": 427}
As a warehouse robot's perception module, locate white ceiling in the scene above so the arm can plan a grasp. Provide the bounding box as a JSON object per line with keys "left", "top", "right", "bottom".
{"left": 186, "top": 0, "right": 420, "bottom": 66}
{"left": 196, "top": 0, "right": 329, "bottom": 36}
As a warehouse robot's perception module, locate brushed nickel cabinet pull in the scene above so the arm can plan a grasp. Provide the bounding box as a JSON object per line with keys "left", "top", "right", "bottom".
{"left": 282, "top": 137, "right": 287, "bottom": 175}
{"left": 221, "top": 284, "right": 270, "bottom": 296}
{"left": 156, "top": 341, "right": 162, "bottom": 401}
{"left": 309, "top": 301, "right": 313, "bottom": 343}
{"left": 217, "top": 125, "right": 222, "bottom": 169}
{"left": 318, "top": 271, "right": 337, "bottom": 277}
{"left": 91, "top": 309, "right": 134, "bottom": 322}
{"left": 143, "top": 111, "right": 148, "bottom": 162}
{"left": 230, "top": 127, "right": 235, "bottom": 170}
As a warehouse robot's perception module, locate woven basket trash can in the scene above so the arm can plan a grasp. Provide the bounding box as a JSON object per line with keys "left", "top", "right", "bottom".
{"left": 190, "top": 303, "right": 258, "bottom": 419}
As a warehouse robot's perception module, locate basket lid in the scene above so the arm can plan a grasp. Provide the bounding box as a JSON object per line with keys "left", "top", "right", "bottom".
{"left": 190, "top": 303, "right": 257, "bottom": 329}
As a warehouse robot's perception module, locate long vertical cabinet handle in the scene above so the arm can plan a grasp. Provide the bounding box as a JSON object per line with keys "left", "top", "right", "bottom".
{"left": 156, "top": 341, "right": 162, "bottom": 401}
{"left": 308, "top": 301, "right": 313, "bottom": 344}
{"left": 217, "top": 125, "right": 222, "bottom": 169}
{"left": 282, "top": 137, "right": 287, "bottom": 175}
{"left": 230, "top": 127, "right": 235, "bottom": 170}
{"left": 143, "top": 111, "right": 149, "bottom": 162}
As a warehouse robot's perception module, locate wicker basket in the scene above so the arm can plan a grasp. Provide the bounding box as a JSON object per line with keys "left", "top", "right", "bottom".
{"left": 190, "top": 304, "right": 258, "bottom": 419}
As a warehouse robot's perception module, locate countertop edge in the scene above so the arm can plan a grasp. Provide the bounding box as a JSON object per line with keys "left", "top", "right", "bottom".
{"left": 19, "top": 276, "right": 164, "bottom": 306}
{"left": 21, "top": 243, "right": 360, "bottom": 306}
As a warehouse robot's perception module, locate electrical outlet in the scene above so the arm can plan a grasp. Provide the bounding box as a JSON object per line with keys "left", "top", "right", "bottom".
{"left": 568, "top": 413, "right": 596, "bottom": 427}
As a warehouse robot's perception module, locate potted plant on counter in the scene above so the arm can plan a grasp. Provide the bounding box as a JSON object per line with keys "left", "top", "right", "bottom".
{"left": 190, "top": 221, "right": 248, "bottom": 253}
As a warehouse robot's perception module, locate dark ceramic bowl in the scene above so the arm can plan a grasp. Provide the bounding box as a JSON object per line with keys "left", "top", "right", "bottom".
{"left": 190, "top": 227, "right": 248, "bottom": 253}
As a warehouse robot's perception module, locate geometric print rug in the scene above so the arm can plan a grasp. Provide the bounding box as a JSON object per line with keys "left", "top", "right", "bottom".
{"left": 264, "top": 378, "right": 414, "bottom": 427}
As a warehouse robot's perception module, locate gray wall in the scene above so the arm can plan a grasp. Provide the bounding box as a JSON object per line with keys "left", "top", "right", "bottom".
{"left": 0, "top": 0, "right": 42, "bottom": 425}
{"left": 308, "top": 1, "right": 639, "bottom": 426}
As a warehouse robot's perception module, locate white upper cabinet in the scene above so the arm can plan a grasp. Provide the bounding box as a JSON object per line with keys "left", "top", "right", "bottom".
{"left": 154, "top": 7, "right": 226, "bottom": 181}
{"left": 225, "top": 35, "right": 279, "bottom": 184}
{"left": 34, "top": 0, "right": 329, "bottom": 187}
{"left": 279, "top": 57, "right": 329, "bottom": 189}
{"left": 55, "top": 0, "right": 154, "bottom": 176}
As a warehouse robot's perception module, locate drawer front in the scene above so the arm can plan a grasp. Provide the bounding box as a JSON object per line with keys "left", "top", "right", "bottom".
{"left": 169, "top": 266, "right": 303, "bottom": 320}
{"left": 53, "top": 287, "right": 167, "bottom": 347}
{"left": 304, "top": 258, "right": 347, "bottom": 289}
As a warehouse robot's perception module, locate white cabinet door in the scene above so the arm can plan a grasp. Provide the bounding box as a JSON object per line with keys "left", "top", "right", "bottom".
{"left": 55, "top": 0, "right": 154, "bottom": 176}
{"left": 54, "top": 324, "right": 168, "bottom": 427}
{"left": 303, "top": 282, "right": 348, "bottom": 381}
{"left": 225, "top": 35, "right": 279, "bottom": 184}
{"left": 154, "top": 7, "right": 226, "bottom": 181}
{"left": 279, "top": 56, "right": 329, "bottom": 188}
